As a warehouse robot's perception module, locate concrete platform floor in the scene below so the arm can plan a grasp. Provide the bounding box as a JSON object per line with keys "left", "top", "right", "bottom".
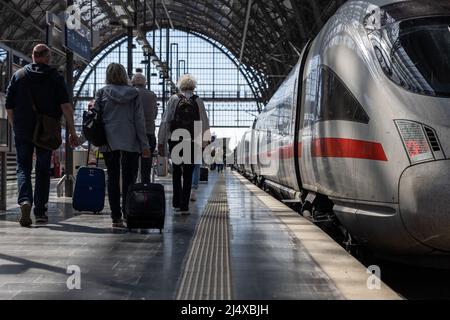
{"left": 0, "top": 169, "right": 401, "bottom": 300}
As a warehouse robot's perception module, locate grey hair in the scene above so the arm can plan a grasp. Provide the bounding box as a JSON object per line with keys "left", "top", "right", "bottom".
{"left": 132, "top": 73, "right": 146, "bottom": 86}
{"left": 177, "top": 74, "right": 197, "bottom": 91}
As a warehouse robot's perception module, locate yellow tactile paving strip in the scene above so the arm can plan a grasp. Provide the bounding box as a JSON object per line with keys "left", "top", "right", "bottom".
{"left": 176, "top": 175, "right": 232, "bottom": 300}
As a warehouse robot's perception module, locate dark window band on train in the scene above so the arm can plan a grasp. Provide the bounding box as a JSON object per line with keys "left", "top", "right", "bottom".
{"left": 372, "top": 16, "right": 450, "bottom": 98}
{"left": 368, "top": 2, "right": 450, "bottom": 98}
{"left": 380, "top": 0, "right": 450, "bottom": 24}
{"left": 318, "top": 65, "right": 370, "bottom": 124}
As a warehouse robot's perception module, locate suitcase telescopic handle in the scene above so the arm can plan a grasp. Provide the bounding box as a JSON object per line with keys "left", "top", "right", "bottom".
{"left": 86, "top": 141, "right": 91, "bottom": 167}
{"left": 150, "top": 152, "right": 156, "bottom": 184}
{"left": 86, "top": 141, "right": 99, "bottom": 168}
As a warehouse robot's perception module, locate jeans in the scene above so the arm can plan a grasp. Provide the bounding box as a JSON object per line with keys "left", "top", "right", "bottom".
{"left": 15, "top": 138, "right": 52, "bottom": 216}
{"left": 103, "top": 150, "right": 139, "bottom": 220}
{"left": 192, "top": 164, "right": 201, "bottom": 190}
{"left": 140, "top": 134, "right": 156, "bottom": 184}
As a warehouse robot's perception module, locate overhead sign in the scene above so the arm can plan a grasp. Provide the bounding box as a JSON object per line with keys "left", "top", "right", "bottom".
{"left": 46, "top": 12, "right": 66, "bottom": 56}
{"left": 65, "top": 27, "right": 91, "bottom": 61}
{"left": 46, "top": 11, "right": 96, "bottom": 63}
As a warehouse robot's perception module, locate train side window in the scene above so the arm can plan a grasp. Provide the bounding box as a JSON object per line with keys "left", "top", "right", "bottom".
{"left": 319, "top": 65, "right": 369, "bottom": 124}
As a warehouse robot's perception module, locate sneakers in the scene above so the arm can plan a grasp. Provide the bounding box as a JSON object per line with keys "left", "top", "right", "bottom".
{"left": 19, "top": 202, "right": 32, "bottom": 227}
{"left": 112, "top": 219, "right": 126, "bottom": 228}
{"left": 35, "top": 214, "right": 49, "bottom": 224}
{"left": 190, "top": 190, "right": 197, "bottom": 202}
{"left": 179, "top": 208, "right": 190, "bottom": 215}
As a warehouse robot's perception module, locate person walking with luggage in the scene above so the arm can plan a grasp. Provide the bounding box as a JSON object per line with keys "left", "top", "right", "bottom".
{"left": 158, "top": 74, "right": 210, "bottom": 214}
{"left": 190, "top": 164, "right": 201, "bottom": 202}
{"left": 94, "top": 63, "right": 150, "bottom": 228}
{"left": 131, "top": 72, "right": 158, "bottom": 183}
{"left": 217, "top": 145, "right": 225, "bottom": 173}
{"left": 5, "top": 44, "right": 79, "bottom": 227}
{"left": 190, "top": 121, "right": 211, "bottom": 202}
{"left": 190, "top": 143, "right": 212, "bottom": 201}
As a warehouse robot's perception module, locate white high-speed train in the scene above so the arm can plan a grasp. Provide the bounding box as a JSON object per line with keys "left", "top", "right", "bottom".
{"left": 236, "top": 0, "right": 450, "bottom": 262}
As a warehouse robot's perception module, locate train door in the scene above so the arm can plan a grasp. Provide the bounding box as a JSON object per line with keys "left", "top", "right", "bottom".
{"left": 294, "top": 41, "right": 313, "bottom": 192}
{"left": 250, "top": 128, "right": 259, "bottom": 177}
{"left": 299, "top": 51, "right": 321, "bottom": 192}
{"left": 243, "top": 131, "right": 251, "bottom": 173}
{"left": 258, "top": 110, "right": 278, "bottom": 179}
{"left": 276, "top": 65, "right": 300, "bottom": 192}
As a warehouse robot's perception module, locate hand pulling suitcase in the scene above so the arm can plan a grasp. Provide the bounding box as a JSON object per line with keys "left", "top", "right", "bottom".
{"left": 125, "top": 157, "right": 166, "bottom": 232}
{"left": 200, "top": 166, "right": 209, "bottom": 182}
{"left": 73, "top": 143, "right": 105, "bottom": 214}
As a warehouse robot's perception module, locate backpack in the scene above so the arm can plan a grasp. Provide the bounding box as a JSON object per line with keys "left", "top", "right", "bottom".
{"left": 82, "top": 90, "right": 108, "bottom": 147}
{"left": 170, "top": 94, "right": 200, "bottom": 137}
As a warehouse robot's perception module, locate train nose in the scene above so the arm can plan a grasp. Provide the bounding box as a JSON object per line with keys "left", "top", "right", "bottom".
{"left": 399, "top": 160, "right": 450, "bottom": 252}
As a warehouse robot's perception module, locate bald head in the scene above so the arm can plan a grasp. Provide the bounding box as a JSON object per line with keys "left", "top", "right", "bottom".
{"left": 32, "top": 44, "right": 51, "bottom": 64}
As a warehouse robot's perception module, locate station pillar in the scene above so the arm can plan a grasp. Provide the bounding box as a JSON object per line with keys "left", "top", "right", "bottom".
{"left": 64, "top": 0, "right": 74, "bottom": 197}
{"left": 127, "top": 27, "right": 133, "bottom": 78}
{"left": 0, "top": 151, "right": 6, "bottom": 211}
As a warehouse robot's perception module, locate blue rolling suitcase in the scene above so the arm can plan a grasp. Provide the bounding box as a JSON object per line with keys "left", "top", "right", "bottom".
{"left": 73, "top": 144, "right": 105, "bottom": 214}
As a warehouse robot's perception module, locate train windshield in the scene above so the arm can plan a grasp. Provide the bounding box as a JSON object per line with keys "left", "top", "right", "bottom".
{"left": 368, "top": 12, "right": 450, "bottom": 97}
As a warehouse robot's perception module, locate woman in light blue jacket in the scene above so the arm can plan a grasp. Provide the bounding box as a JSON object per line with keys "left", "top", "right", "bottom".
{"left": 94, "top": 63, "right": 150, "bottom": 227}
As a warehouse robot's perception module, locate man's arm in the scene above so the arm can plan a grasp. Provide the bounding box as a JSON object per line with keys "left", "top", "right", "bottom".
{"left": 6, "top": 109, "right": 14, "bottom": 128}
{"left": 60, "top": 103, "right": 79, "bottom": 147}
{"left": 5, "top": 71, "right": 17, "bottom": 128}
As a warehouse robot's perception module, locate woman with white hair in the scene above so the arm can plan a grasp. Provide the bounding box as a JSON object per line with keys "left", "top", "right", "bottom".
{"left": 158, "top": 74, "right": 210, "bottom": 214}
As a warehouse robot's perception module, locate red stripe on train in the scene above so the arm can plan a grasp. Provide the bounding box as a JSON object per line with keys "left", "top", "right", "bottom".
{"left": 311, "top": 138, "right": 387, "bottom": 161}
{"left": 255, "top": 139, "right": 386, "bottom": 161}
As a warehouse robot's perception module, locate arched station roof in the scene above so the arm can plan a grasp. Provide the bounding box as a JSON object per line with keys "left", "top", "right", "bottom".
{"left": 0, "top": 0, "right": 346, "bottom": 103}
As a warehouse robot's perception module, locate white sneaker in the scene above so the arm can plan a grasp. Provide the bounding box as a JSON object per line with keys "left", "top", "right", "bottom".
{"left": 190, "top": 190, "right": 197, "bottom": 202}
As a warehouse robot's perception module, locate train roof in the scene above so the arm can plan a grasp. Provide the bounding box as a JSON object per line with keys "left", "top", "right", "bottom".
{"left": 348, "top": 0, "right": 410, "bottom": 7}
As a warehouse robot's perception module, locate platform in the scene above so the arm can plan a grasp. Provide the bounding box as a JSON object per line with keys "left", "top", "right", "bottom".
{"left": 0, "top": 170, "right": 401, "bottom": 300}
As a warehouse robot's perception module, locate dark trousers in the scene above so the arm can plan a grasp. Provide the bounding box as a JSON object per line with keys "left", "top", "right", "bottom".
{"left": 169, "top": 140, "right": 194, "bottom": 210}
{"left": 15, "top": 137, "right": 52, "bottom": 216}
{"left": 172, "top": 163, "right": 194, "bottom": 210}
{"left": 140, "top": 134, "right": 156, "bottom": 184}
{"left": 103, "top": 150, "right": 139, "bottom": 220}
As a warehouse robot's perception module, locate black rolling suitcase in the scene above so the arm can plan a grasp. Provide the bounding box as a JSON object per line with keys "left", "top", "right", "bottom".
{"left": 200, "top": 166, "right": 209, "bottom": 182}
{"left": 125, "top": 157, "right": 166, "bottom": 232}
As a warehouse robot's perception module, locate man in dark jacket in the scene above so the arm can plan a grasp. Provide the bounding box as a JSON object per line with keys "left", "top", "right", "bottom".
{"left": 5, "top": 44, "right": 78, "bottom": 227}
{"left": 132, "top": 72, "right": 158, "bottom": 183}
